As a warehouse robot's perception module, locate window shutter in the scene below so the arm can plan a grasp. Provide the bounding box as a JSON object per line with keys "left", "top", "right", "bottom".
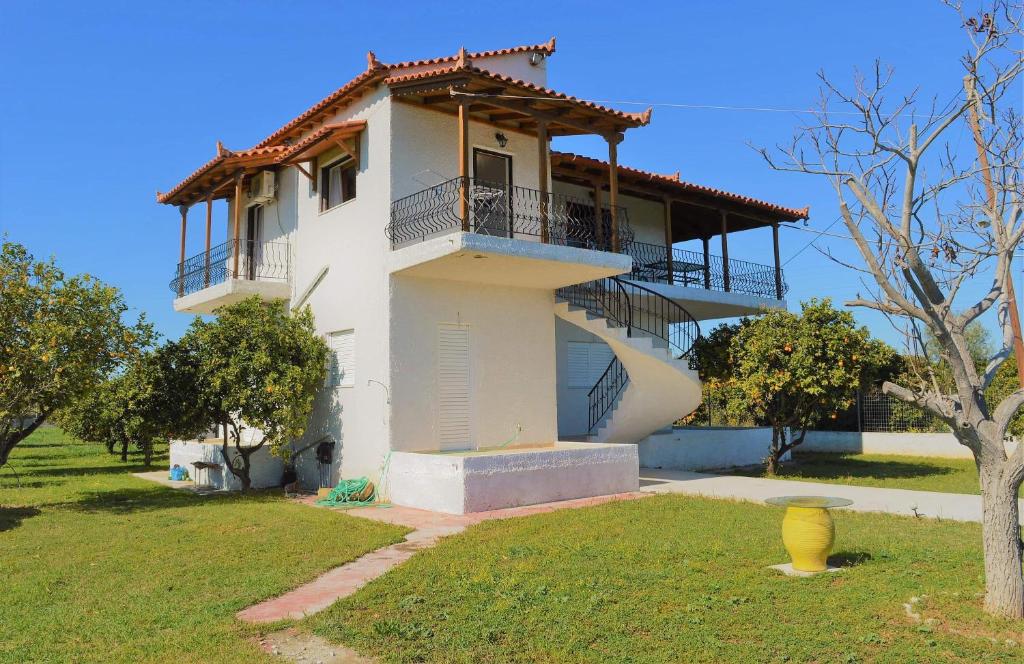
{"left": 589, "top": 344, "right": 614, "bottom": 384}
{"left": 438, "top": 325, "right": 471, "bottom": 449}
{"left": 567, "top": 342, "right": 591, "bottom": 388}
{"left": 567, "top": 341, "right": 614, "bottom": 388}
{"left": 328, "top": 330, "right": 355, "bottom": 387}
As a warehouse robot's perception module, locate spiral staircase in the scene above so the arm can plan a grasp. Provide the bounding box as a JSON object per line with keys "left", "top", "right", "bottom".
{"left": 555, "top": 277, "right": 702, "bottom": 444}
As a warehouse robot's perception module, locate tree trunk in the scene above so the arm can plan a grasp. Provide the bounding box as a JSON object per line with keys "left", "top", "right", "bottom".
{"left": 979, "top": 463, "right": 1024, "bottom": 618}
{"left": 765, "top": 425, "right": 792, "bottom": 476}
{"left": 119, "top": 439, "right": 128, "bottom": 463}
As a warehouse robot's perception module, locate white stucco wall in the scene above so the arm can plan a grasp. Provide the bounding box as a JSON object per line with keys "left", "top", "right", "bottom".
{"left": 638, "top": 426, "right": 790, "bottom": 471}
{"left": 388, "top": 275, "right": 558, "bottom": 452}
{"left": 390, "top": 100, "right": 542, "bottom": 200}
{"left": 282, "top": 86, "right": 395, "bottom": 484}
{"left": 387, "top": 442, "right": 638, "bottom": 514}
{"left": 801, "top": 430, "right": 1019, "bottom": 459}
{"left": 552, "top": 181, "right": 667, "bottom": 246}
{"left": 169, "top": 441, "right": 284, "bottom": 490}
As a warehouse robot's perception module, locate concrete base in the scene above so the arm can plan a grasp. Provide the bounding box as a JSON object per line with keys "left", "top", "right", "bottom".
{"left": 768, "top": 562, "right": 844, "bottom": 577}
{"left": 638, "top": 426, "right": 790, "bottom": 471}
{"left": 169, "top": 440, "right": 284, "bottom": 491}
{"left": 387, "top": 442, "right": 639, "bottom": 514}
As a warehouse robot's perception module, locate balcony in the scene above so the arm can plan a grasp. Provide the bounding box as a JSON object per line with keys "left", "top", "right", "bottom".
{"left": 623, "top": 240, "right": 786, "bottom": 299}
{"left": 385, "top": 177, "right": 633, "bottom": 289}
{"left": 169, "top": 239, "right": 291, "bottom": 314}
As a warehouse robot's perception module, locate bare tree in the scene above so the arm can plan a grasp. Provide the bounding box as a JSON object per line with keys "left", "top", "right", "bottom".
{"left": 761, "top": 1, "right": 1024, "bottom": 617}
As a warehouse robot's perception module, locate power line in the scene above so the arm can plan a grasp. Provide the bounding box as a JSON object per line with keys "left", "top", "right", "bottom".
{"left": 450, "top": 90, "right": 923, "bottom": 118}
{"left": 781, "top": 216, "right": 842, "bottom": 265}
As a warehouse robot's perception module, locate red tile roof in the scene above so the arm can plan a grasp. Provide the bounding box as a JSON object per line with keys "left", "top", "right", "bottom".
{"left": 385, "top": 63, "right": 651, "bottom": 126}
{"left": 156, "top": 145, "right": 290, "bottom": 204}
{"left": 380, "top": 38, "right": 557, "bottom": 71}
{"left": 551, "top": 151, "right": 810, "bottom": 221}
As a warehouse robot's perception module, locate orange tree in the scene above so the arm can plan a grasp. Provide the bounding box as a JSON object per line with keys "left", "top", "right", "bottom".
{"left": 730, "top": 298, "right": 888, "bottom": 474}
{"left": 57, "top": 340, "right": 209, "bottom": 465}
{"left": 184, "top": 297, "right": 329, "bottom": 490}
{"left": 0, "top": 241, "right": 151, "bottom": 468}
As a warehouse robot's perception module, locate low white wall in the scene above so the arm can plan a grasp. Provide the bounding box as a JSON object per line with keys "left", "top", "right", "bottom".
{"left": 638, "top": 426, "right": 789, "bottom": 471}
{"left": 802, "top": 430, "right": 1018, "bottom": 459}
{"left": 169, "top": 441, "right": 284, "bottom": 491}
{"left": 388, "top": 442, "right": 639, "bottom": 514}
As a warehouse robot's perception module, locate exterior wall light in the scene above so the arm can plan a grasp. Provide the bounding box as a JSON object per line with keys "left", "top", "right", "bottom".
{"left": 495, "top": 132, "right": 509, "bottom": 148}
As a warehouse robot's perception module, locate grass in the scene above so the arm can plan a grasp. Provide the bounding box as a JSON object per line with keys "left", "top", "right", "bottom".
{"left": 732, "top": 451, "right": 985, "bottom": 495}
{"left": 0, "top": 428, "right": 409, "bottom": 664}
{"left": 306, "top": 495, "right": 1024, "bottom": 663}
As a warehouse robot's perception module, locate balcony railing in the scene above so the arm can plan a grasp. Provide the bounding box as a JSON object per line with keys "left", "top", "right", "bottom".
{"left": 169, "top": 239, "right": 290, "bottom": 298}
{"left": 387, "top": 177, "right": 633, "bottom": 250}
{"left": 623, "top": 240, "right": 786, "bottom": 299}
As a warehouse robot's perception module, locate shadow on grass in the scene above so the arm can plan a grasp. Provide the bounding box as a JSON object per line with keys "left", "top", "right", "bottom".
{"left": 0, "top": 506, "right": 41, "bottom": 532}
{"left": 783, "top": 454, "right": 957, "bottom": 481}
{"left": 25, "top": 464, "right": 165, "bottom": 478}
{"left": 66, "top": 485, "right": 283, "bottom": 514}
{"left": 829, "top": 551, "right": 874, "bottom": 567}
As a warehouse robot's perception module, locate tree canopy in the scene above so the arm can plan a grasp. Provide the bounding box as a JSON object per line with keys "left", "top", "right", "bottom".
{"left": 0, "top": 240, "right": 151, "bottom": 466}
{"left": 729, "top": 299, "right": 891, "bottom": 473}
{"left": 184, "top": 297, "right": 329, "bottom": 489}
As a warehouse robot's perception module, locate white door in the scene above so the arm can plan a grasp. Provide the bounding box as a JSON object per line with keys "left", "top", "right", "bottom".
{"left": 437, "top": 325, "right": 471, "bottom": 450}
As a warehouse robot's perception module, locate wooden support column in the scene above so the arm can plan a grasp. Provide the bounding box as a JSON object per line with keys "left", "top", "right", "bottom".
{"left": 537, "top": 120, "right": 550, "bottom": 243}
{"left": 593, "top": 183, "right": 604, "bottom": 250}
{"left": 177, "top": 205, "right": 188, "bottom": 297}
{"left": 232, "top": 175, "right": 243, "bottom": 279}
{"left": 458, "top": 99, "right": 470, "bottom": 231}
{"left": 701, "top": 237, "right": 711, "bottom": 289}
{"left": 607, "top": 134, "right": 622, "bottom": 253}
{"left": 719, "top": 211, "right": 730, "bottom": 292}
{"left": 204, "top": 196, "right": 213, "bottom": 288}
{"left": 772, "top": 222, "right": 783, "bottom": 299}
{"left": 663, "top": 198, "right": 674, "bottom": 284}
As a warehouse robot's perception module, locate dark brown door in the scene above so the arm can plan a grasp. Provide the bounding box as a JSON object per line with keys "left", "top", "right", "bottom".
{"left": 472, "top": 149, "right": 512, "bottom": 237}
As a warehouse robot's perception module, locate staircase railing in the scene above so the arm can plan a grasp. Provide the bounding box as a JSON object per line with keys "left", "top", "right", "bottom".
{"left": 557, "top": 277, "right": 700, "bottom": 432}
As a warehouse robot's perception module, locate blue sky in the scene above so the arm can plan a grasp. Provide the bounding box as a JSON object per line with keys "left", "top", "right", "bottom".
{"left": 0, "top": 1, "right": 1005, "bottom": 347}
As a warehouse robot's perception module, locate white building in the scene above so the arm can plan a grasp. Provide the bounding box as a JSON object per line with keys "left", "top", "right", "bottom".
{"left": 157, "top": 40, "right": 808, "bottom": 513}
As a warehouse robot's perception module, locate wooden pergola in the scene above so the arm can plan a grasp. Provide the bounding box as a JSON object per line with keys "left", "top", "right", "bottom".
{"left": 550, "top": 152, "right": 809, "bottom": 298}
{"left": 387, "top": 51, "right": 651, "bottom": 251}
{"left": 157, "top": 122, "right": 367, "bottom": 293}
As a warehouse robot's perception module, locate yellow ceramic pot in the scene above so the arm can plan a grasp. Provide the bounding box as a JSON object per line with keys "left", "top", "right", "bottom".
{"left": 766, "top": 496, "right": 853, "bottom": 573}
{"left": 782, "top": 506, "right": 834, "bottom": 572}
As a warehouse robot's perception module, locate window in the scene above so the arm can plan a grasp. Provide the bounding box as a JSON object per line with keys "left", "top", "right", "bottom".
{"left": 567, "top": 341, "right": 614, "bottom": 388}
{"left": 320, "top": 158, "right": 357, "bottom": 211}
{"left": 437, "top": 325, "right": 471, "bottom": 450}
{"left": 328, "top": 330, "right": 355, "bottom": 387}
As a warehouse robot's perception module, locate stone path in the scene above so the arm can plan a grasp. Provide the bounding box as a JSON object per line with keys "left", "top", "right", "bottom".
{"left": 236, "top": 491, "right": 644, "bottom": 624}
{"left": 638, "top": 468, "right": 1024, "bottom": 523}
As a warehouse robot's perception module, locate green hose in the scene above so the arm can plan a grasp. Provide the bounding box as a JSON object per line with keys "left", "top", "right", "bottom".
{"left": 315, "top": 477, "right": 375, "bottom": 508}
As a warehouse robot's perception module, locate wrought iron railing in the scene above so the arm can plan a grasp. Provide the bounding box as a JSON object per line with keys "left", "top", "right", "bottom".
{"left": 623, "top": 240, "right": 786, "bottom": 299}
{"left": 557, "top": 276, "right": 700, "bottom": 432}
{"left": 588, "top": 356, "right": 627, "bottom": 434}
{"left": 169, "top": 239, "right": 290, "bottom": 297}
{"left": 387, "top": 177, "right": 633, "bottom": 250}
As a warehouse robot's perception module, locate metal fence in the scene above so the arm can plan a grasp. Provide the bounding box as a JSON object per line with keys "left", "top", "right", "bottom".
{"left": 858, "top": 390, "right": 947, "bottom": 433}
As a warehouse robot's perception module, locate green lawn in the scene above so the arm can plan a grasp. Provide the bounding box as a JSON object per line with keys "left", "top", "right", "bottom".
{"left": 306, "top": 495, "right": 1023, "bottom": 663}
{"left": 733, "top": 451, "right": 984, "bottom": 494}
{"left": 0, "top": 428, "right": 409, "bottom": 664}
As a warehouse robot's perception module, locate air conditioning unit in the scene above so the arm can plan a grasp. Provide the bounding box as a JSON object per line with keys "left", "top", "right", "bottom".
{"left": 248, "top": 171, "right": 276, "bottom": 204}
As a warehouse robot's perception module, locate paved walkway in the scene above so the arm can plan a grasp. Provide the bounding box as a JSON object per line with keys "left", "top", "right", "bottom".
{"left": 639, "top": 468, "right": 1024, "bottom": 523}
{"left": 236, "top": 491, "right": 644, "bottom": 623}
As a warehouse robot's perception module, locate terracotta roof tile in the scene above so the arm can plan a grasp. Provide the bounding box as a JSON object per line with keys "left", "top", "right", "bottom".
{"left": 156, "top": 145, "right": 290, "bottom": 204}
{"left": 385, "top": 63, "right": 651, "bottom": 126}
{"left": 252, "top": 68, "right": 387, "bottom": 149}
{"left": 381, "top": 38, "right": 557, "bottom": 71}
{"left": 551, "top": 151, "right": 810, "bottom": 221}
